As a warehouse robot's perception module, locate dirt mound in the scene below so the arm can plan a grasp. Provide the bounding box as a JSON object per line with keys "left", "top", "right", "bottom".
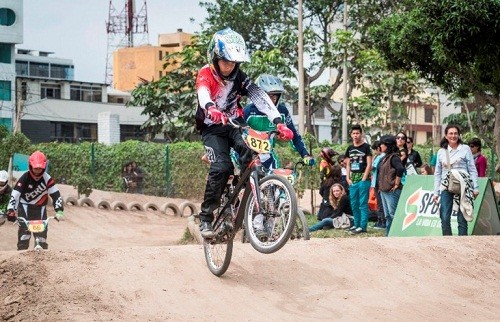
{"left": 1, "top": 187, "right": 499, "bottom": 321}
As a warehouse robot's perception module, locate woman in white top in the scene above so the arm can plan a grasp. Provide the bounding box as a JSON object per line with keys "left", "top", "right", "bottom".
{"left": 432, "top": 125, "right": 479, "bottom": 236}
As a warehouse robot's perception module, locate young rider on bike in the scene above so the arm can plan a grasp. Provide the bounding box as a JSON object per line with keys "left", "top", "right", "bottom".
{"left": 6, "top": 151, "right": 64, "bottom": 250}
{"left": 195, "top": 28, "right": 293, "bottom": 238}
{"left": 243, "top": 74, "right": 315, "bottom": 170}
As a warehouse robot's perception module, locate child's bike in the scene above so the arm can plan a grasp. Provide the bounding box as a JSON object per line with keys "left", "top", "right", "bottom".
{"left": 203, "top": 118, "right": 298, "bottom": 276}
{"left": 16, "top": 216, "right": 59, "bottom": 251}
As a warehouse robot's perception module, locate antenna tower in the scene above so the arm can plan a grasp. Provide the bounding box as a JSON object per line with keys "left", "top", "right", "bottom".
{"left": 104, "top": 0, "right": 149, "bottom": 86}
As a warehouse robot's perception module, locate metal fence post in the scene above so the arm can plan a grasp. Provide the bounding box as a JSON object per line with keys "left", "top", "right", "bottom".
{"left": 91, "top": 142, "right": 96, "bottom": 183}
{"left": 165, "top": 145, "right": 171, "bottom": 196}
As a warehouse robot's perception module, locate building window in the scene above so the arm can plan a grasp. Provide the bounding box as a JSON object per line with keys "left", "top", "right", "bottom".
{"left": 314, "top": 107, "right": 325, "bottom": 119}
{"left": 41, "top": 84, "right": 61, "bottom": 99}
{"left": 0, "top": 81, "right": 11, "bottom": 101}
{"left": 70, "top": 85, "right": 102, "bottom": 102}
{"left": 159, "top": 51, "right": 163, "bottom": 61}
{"left": 15, "top": 61, "right": 29, "bottom": 76}
{"left": 0, "top": 43, "right": 11, "bottom": 63}
{"left": 30, "top": 62, "right": 49, "bottom": 77}
{"left": 50, "top": 64, "right": 73, "bottom": 79}
{"left": 159, "top": 71, "right": 163, "bottom": 78}
{"left": 0, "top": 8, "right": 16, "bottom": 26}
{"left": 424, "top": 108, "right": 433, "bottom": 123}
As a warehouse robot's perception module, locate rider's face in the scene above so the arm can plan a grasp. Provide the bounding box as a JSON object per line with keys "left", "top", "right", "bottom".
{"left": 217, "top": 60, "right": 236, "bottom": 77}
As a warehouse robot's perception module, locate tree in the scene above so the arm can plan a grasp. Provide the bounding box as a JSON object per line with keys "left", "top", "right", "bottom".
{"left": 370, "top": 0, "right": 500, "bottom": 170}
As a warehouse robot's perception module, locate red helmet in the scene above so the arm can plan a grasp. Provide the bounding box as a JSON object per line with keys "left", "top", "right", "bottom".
{"left": 28, "top": 151, "right": 47, "bottom": 180}
{"left": 320, "top": 148, "right": 337, "bottom": 165}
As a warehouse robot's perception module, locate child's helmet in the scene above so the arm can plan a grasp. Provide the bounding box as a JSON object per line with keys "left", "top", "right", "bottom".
{"left": 320, "top": 148, "right": 337, "bottom": 165}
{"left": 207, "top": 28, "right": 249, "bottom": 81}
{"left": 28, "top": 150, "right": 47, "bottom": 180}
{"left": 256, "top": 74, "right": 285, "bottom": 104}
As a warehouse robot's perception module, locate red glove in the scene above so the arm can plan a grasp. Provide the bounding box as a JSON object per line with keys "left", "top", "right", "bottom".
{"left": 7, "top": 210, "right": 16, "bottom": 223}
{"left": 276, "top": 123, "right": 293, "bottom": 141}
{"left": 207, "top": 107, "right": 223, "bottom": 124}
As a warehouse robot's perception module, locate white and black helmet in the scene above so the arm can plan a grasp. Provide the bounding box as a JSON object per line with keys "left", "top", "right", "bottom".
{"left": 207, "top": 28, "right": 250, "bottom": 81}
{"left": 256, "top": 74, "right": 285, "bottom": 104}
{"left": 0, "top": 170, "right": 8, "bottom": 193}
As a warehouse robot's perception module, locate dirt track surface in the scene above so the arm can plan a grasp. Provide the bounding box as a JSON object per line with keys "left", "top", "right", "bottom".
{"left": 0, "top": 188, "right": 499, "bottom": 321}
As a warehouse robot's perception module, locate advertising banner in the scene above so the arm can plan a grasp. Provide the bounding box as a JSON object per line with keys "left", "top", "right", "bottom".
{"left": 389, "top": 176, "right": 500, "bottom": 236}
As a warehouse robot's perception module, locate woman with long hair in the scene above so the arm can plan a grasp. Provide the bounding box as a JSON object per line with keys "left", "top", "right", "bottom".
{"left": 309, "top": 183, "right": 352, "bottom": 232}
{"left": 432, "top": 125, "right": 479, "bottom": 236}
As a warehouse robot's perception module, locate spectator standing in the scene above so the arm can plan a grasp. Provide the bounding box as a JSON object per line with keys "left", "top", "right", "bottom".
{"left": 370, "top": 141, "right": 386, "bottom": 229}
{"left": 468, "top": 138, "right": 487, "bottom": 177}
{"left": 318, "top": 148, "right": 337, "bottom": 183}
{"left": 432, "top": 125, "right": 479, "bottom": 236}
{"left": 376, "top": 135, "right": 405, "bottom": 236}
{"left": 309, "top": 183, "right": 352, "bottom": 232}
{"left": 345, "top": 124, "right": 372, "bottom": 234}
{"left": 122, "top": 162, "right": 136, "bottom": 193}
{"left": 131, "top": 161, "right": 144, "bottom": 194}
{"left": 406, "top": 137, "right": 423, "bottom": 170}
{"left": 395, "top": 132, "right": 408, "bottom": 151}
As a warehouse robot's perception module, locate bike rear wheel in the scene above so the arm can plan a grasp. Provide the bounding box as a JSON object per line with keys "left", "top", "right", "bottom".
{"left": 291, "top": 208, "right": 310, "bottom": 241}
{"left": 244, "top": 174, "right": 297, "bottom": 254}
{"left": 203, "top": 238, "right": 233, "bottom": 277}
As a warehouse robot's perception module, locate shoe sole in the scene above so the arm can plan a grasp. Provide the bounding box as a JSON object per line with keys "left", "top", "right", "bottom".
{"left": 201, "top": 230, "right": 215, "bottom": 238}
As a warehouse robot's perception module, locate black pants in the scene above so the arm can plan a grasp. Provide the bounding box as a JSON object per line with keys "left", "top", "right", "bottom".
{"left": 199, "top": 123, "right": 253, "bottom": 222}
{"left": 17, "top": 204, "right": 48, "bottom": 250}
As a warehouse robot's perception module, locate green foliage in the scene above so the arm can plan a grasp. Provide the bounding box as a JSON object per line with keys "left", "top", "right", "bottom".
{"left": 0, "top": 129, "right": 32, "bottom": 170}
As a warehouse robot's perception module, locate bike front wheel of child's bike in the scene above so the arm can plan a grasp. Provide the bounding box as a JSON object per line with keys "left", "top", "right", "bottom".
{"left": 203, "top": 238, "right": 234, "bottom": 277}
{"left": 244, "top": 174, "right": 297, "bottom": 254}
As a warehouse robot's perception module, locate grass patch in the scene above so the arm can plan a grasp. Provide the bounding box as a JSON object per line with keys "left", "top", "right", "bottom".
{"left": 178, "top": 227, "right": 197, "bottom": 245}
{"left": 304, "top": 213, "right": 386, "bottom": 238}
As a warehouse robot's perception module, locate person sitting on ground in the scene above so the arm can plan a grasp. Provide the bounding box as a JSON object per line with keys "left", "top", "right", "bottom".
{"left": 468, "top": 137, "right": 487, "bottom": 177}
{"left": 315, "top": 165, "right": 339, "bottom": 221}
{"left": 309, "top": 183, "right": 352, "bottom": 232}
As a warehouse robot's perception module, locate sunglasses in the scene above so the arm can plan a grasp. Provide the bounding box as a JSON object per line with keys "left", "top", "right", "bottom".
{"left": 407, "top": 141, "right": 412, "bottom": 144}
{"left": 396, "top": 136, "right": 405, "bottom": 140}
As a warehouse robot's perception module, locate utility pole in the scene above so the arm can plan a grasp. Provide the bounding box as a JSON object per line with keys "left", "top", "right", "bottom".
{"left": 341, "top": 0, "right": 348, "bottom": 143}
{"left": 297, "top": 0, "right": 305, "bottom": 135}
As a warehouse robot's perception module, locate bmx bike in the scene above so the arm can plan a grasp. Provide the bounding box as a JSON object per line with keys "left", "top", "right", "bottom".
{"left": 16, "top": 216, "right": 59, "bottom": 251}
{"left": 203, "top": 118, "right": 298, "bottom": 276}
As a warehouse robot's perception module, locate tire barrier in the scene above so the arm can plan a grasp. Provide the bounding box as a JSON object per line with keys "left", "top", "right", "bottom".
{"left": 179, "top": 201, "right": 197, "bottom": 218}
{"left": 143, "top": 202, "right": 160, "bottom": 212}
{"left": 96, "top": 200, "right": 111, "bottom": 210}
{"left": 110, "top": 201, "right": 127, "bottom": 211}
{"left": 78, "top": 197, "right": 95, "bottom": 208}
{"left": 65, "top": 196, "right": 78, "bottom": 206}
{"left": 161, "top": 202, "right": 180, "bottom": 216}
{"left": 127, "top": 202, "right": 144, "bottom": 212}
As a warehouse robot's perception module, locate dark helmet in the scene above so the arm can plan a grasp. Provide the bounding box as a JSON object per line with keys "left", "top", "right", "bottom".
{"left": 28, "top": 150, "right": 47, "bottom": 180}
{"left": 207, "top": 28, "right": 249, "bottom": 81}
{"left": 320, "top": 148, "right": 337, "bottom": 165}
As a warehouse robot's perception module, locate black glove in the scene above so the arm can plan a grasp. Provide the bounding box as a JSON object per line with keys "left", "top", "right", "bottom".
{"left": 7, "top": 210, "right": 16, "bottom": 222}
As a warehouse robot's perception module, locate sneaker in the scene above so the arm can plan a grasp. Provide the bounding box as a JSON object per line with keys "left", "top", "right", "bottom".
{"left": 200, "top": 221, "right": 214, "bottom": 238}
{"left": 350, "top": 227, "right": 366, "bottom": 235}
{"left": 348, "top": 226, "right": 358, "bottom": 231}
{"left": 255, "top": 228, "right": 268, "bottom": 239}
{"left": 373, "top": 222, "right": 385, "bottom": 230}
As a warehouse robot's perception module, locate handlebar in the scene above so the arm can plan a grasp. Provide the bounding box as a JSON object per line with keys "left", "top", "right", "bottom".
{"left": 16, "top": 216, "right": 59, "bottom": 226}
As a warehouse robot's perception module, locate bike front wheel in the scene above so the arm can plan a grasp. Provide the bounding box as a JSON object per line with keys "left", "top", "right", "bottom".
{"left": 203, "top": 238, "right": 233, "bottom": 277}
{"left": 244, "top": 174, "right": 297, "bottom": 254}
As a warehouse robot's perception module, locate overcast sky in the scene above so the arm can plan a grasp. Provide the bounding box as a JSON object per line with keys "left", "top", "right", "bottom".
{"left": 23, "top": 0, "right": 208, "bottom": 84}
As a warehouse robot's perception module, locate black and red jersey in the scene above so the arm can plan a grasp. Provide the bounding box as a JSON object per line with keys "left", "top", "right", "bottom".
{"left": 8, "top": 172, "right": 64, "bottom": 212}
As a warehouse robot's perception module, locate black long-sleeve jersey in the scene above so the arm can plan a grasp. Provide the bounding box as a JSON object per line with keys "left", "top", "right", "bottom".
{"left": 7, "top": 172, "right": 64, "bottom": 212}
